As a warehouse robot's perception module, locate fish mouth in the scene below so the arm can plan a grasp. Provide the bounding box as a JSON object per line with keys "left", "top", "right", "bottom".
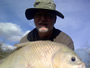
{"left": 78, "top": 63, "right": 86, "bottom": 68}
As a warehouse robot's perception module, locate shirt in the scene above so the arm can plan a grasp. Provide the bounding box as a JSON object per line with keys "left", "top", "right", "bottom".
{"left": 20, "top": 27, "right": 74, "bottom": 50}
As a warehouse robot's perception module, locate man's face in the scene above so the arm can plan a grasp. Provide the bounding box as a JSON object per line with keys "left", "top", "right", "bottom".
{"left": 34, "top": 10, "right": 56, "bottom": 33}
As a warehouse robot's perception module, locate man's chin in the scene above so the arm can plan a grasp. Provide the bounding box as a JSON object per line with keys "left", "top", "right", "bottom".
{"left": 38, "top": 27, "right": 49, "bottom": 33}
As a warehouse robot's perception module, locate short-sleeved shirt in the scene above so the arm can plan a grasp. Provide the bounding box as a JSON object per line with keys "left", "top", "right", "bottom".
{"left": 20, "top": 27, "right": 74, "bottom": 50}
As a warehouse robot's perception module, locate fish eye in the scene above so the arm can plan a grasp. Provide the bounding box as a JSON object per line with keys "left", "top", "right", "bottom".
{"left": 71, "top": 57, "right": 76, "bottom": 62}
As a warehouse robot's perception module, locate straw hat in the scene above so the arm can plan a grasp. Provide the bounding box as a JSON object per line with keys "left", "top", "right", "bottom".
{"left": 25, "top": 0, "right": 64, "bottom": 20}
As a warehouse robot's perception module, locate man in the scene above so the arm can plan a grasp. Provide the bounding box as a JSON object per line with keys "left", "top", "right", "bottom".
{"left": 20, "top": 0, "right": 74, "bottom": 50}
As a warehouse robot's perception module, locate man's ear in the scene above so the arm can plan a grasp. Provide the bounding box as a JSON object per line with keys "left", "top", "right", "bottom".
{"left": 54, "top": 16, "right": 57, "bottom": 24}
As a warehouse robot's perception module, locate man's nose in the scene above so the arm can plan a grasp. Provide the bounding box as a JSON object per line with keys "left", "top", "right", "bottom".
{"left": 40, "top": 15, "right": 46, "bottom": 21}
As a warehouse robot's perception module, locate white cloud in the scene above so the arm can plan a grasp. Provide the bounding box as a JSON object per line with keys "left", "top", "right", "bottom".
{"left": 7, "top": 36, "right": 22, "bottom": 42}
{"left": 0, "top": 43, "right": 16, "bottom": 52}
{"left": 0, "top": 23, "right": 23, "bottom": 42}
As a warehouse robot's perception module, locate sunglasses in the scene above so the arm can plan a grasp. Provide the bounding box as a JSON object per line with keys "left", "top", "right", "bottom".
{"left": 34, "top": 12, "right": 56, "bottom": 19}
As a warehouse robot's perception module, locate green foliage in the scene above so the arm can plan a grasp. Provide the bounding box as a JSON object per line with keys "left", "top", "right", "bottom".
{"left": 0, "top": 48, "right": 11, "bottom": 60}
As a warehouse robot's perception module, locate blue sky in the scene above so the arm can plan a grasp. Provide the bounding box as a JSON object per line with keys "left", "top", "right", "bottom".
{"left": 0, "top": 0, "right": 90, "bottom": 49}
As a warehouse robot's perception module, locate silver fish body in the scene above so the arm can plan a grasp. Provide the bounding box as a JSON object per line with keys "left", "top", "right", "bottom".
{"left": 0, "top": 41, "right": 86, "bottom": 68}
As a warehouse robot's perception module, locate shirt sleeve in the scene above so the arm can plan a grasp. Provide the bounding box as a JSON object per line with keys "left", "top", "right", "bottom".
{"left": 20, "top": 34, "right": 29, "bottom": 43}
{"left": 54, "top": 32, "right": 74, "bottom": 50}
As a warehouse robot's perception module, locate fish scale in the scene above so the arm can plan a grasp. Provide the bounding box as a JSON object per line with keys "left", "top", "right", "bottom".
{"left": 0, "top": 41, "right": 86, "bottom": 68}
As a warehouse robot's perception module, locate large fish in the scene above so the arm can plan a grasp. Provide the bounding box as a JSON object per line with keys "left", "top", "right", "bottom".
{"left": 0, "top": 41, "right": 86, "bottom": 68}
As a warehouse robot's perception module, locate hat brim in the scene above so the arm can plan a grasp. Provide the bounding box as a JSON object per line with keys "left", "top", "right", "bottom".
{"left": 25, "top": 8, "right": 64, "bottom": 20}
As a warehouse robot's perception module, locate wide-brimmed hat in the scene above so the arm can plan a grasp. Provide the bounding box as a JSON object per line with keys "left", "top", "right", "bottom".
{"left": 25, "top": 0, "right": 64, "bottom": 20}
